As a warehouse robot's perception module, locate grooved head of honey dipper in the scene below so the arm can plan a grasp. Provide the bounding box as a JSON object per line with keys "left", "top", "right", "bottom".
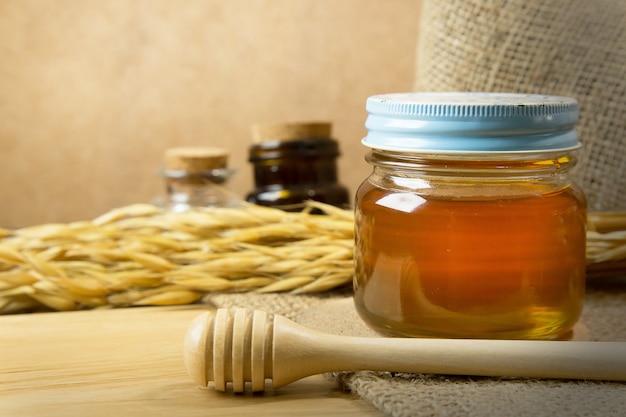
{"left": 183, "top": 308, "right": 273, "bottom": 393}
{"left": 183, "top": 311, "right": 214, "bottom": 387}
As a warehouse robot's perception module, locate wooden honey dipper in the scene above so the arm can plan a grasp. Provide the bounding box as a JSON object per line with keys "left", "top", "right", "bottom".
{"left": 183, "top": 308, "right": 626, "bottom": 393}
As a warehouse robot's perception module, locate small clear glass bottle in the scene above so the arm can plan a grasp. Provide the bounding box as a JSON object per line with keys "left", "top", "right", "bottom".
{"left": 354, "top": 93, "right": 587, "bottom": 340}
{"left": 157, "top": 147, "right": 238, "bottom": 212}
{"left": 246, "top": 122, "right": 350, "bottom": 211}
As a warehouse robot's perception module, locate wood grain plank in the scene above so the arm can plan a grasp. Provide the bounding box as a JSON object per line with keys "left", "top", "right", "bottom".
{"left": 0, "top": 306, "right": 380, "bottom": 417}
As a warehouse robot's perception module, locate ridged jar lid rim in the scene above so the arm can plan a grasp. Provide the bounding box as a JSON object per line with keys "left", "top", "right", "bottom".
{"left": 366, "top": 92, "right": 579, "bottom": 119}
{"left": 363, "top": 92, "right": 580, "bottom": 153}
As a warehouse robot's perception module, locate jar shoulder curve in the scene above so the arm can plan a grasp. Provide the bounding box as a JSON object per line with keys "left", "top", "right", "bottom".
{"left": 360, "top": 165, "right": 585, "bottom": 201}
{"left": 356, "top": 174, "right": 586, "bottom": 219}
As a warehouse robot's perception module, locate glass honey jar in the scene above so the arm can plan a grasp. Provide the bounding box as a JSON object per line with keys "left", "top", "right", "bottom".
{"left": 354, "top": 92, "right": 587, "bottom": 340}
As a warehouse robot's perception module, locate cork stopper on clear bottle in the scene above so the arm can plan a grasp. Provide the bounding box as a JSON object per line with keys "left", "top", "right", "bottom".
{"left": 159, "top": 147, "right": 237, "bottom": 211}
{"left": 246, "top": 121, "right": 350, "bottom": 211}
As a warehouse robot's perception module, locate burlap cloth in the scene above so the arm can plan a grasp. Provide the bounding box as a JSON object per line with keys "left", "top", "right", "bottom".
{"left": 205, "top": 278, "right": 626, "bottom": 417}
{"left": 414, "top": 0, "right": 626, "bottom": 211}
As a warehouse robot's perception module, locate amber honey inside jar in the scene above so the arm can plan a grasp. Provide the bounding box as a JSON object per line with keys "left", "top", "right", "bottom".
{"left": 354, "top": 93, "right": 587, "bottom": 340}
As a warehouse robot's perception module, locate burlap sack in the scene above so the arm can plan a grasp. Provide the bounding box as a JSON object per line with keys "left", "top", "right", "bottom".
{"left": 414, "top": 0, "right": 626, "bottom": 211}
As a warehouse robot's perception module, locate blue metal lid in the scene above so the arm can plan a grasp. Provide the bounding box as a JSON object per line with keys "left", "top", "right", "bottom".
{"left": 363, "top": 92, "right": 580, "bottom": 153}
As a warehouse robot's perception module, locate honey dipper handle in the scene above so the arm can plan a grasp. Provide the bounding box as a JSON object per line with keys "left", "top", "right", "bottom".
{"left": 271, "top": 316, "right": 626, "bottom": 388}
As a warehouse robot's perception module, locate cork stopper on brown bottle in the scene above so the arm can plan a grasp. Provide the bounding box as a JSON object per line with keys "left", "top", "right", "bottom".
{"left": 251, "top": 121, "right": 332, "bottom": 143}
{"left": 164, "top": 147, "right": 229, "bottom": 173}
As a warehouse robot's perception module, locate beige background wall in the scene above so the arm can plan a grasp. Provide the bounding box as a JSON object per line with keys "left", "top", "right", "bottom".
{"left": 0, "top": 0, "right": 422, "bottom": 228}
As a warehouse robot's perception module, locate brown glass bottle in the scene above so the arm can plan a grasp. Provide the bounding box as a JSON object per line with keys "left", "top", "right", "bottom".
{"left": 246, "top": 122, "right": 350, "bottom": 211}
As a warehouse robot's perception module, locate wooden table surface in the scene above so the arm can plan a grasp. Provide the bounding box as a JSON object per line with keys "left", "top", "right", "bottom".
{"left": 0, "top": 306, "right": 380, "bottom": 417}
